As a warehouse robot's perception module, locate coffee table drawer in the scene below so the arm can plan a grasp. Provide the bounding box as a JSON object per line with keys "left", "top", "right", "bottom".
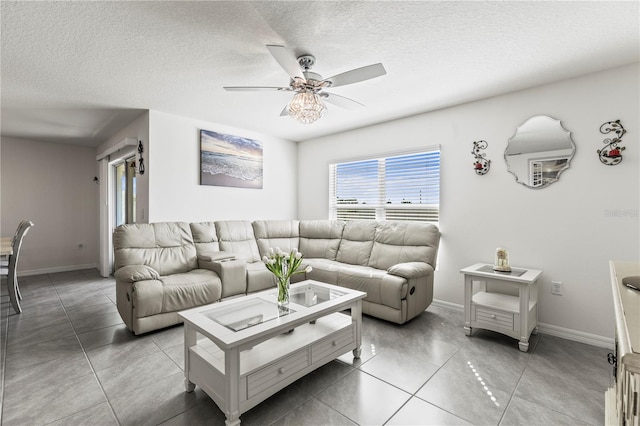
{"left": 311, "top": 325, "right": 354, "bottom": 363}
{"left": 247, "top": 349, "right": 309, "bottom": 398}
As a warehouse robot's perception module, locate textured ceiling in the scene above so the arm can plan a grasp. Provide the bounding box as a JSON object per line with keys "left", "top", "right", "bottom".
{"left": 1, "top": 1, "right": 638, "bottom": 146}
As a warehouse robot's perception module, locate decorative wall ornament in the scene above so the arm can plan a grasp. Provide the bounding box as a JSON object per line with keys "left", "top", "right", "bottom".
{"left": 597, "top": 120, "right": 626, "bottom": 166}
{"left": 137, "top": 140, "right": 145, "bottom": 175}
{"left": 472, "top": 140, "right": 491, "bottom": 175}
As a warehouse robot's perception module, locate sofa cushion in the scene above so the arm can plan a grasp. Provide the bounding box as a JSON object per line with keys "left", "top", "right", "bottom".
{"left": 252, "top": 220, "right": 300, "bottom": 258}
{"left": 215, "top": 221, "right": 261, "bottom": 263}
{"left": 336, "top": 264, "right": 407, "bottom": 310}
{"left": 304, "top": 259, "right": 407, "bottom": 310}
{"left": 305, "top": 258, "right": 342, "bottom": 283}
{"left": 113, "top": 222, "right": 197, "bottom": 276}
{"left": 299, "top": 220, "right": 345, "bottom": 260}
{"left": 368, "top": 221, "right": 440, "bottom": 270}
{"left": 132, "top": 269, "right": 221, "bottom": 317}
{"left": 161, "top": 269, "right": 222, "bottom": 312}
{"left": 246, "top": 261, "right": 276, "bottom": 293}
{"left": 190, "top": 222, "right": 220, "bottom": 256}
{"left": 336, "top": 221, "right": 376, "bottom": 266}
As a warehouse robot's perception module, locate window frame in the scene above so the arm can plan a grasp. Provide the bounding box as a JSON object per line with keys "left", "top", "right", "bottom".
{"left": 328, "top": 146, "right": 440, "bottom": 223}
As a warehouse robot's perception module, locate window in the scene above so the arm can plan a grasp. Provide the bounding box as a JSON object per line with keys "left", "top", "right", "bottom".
{"left": 329, "top": 148, "right": 440, "bottom": 222}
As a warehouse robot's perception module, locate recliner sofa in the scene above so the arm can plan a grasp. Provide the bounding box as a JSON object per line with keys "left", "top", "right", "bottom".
{"left": 113, "top": 222, "right": 222, "bottom": 334}
{"left": 113, "top": 219, "right": 440, "bottom": 334}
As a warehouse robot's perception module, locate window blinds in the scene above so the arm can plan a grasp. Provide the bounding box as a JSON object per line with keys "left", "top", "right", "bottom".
{"left": 329, "top": 149, "right": 440, "bottom": 222}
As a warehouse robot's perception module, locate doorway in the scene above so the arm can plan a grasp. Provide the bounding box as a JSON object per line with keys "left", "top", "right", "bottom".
{"left": 114, "top": 157, "right": 136, "bottom": 226}
{"left": 98, "top": 146, "right": 137, "bottom": 277}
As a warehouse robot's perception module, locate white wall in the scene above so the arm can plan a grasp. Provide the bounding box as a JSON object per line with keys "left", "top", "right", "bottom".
{"left": 0, "top": 137, "right": 99, "bottom": 274}
{"left": 147, "top": 111, "right": 298, "bottom": 222}
{"left": 298, "top": 63, "right": 640, "bottom": 342}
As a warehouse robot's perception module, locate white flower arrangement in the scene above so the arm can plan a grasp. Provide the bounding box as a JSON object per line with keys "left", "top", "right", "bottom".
{"left": 262, "top": 247, "right": 312, "bottom": 281}
{"left": 262, "top": 248, "right": 312, "bottom": 303}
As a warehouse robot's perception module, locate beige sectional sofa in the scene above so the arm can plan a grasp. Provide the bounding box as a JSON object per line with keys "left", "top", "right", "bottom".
{"left": 113, "top": 219, "right": 440, "bottom": 334}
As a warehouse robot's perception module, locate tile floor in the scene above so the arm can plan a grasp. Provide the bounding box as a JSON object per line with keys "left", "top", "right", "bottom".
{"left": 1, "top": 269, "right": 612, "bottom": 425}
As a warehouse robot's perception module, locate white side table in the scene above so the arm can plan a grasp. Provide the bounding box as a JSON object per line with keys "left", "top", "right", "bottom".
{"left": 461, "top": 263, "right": 542, "bottom": 352}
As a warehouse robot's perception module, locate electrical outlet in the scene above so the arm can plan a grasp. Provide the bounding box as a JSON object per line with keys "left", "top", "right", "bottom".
{"left": 551, "top": 281, "right": 563, "bottom": 295}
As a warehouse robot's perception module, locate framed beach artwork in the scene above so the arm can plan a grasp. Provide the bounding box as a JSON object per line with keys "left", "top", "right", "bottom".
{"left": 200, "top": 129, "right": 263, "bottom": 189}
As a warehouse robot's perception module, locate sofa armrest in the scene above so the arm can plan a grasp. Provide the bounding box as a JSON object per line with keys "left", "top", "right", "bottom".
{"left": 387, "top": 262, "right": 434, "bottom": 279}
{"left": 114, "top": 265, "right": 160, "bottom": 283}
{"left": 199, "top": 259, "right": 247, "bottom": 298}
{"left": 197, "top": 251, "right": 236, "bottom": 263}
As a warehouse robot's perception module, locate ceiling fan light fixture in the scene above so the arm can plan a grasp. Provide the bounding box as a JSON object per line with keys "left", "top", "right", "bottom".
{"left": 224, "top": 45, "right": 384, "bottom": 122}
{"left": 287, "top": 91, "right": 326, "bottom": 124}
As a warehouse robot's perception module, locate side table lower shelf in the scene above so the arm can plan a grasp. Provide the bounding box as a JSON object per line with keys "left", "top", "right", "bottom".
{"left": 468, "top": 292, "right": 538, "bottom": 351}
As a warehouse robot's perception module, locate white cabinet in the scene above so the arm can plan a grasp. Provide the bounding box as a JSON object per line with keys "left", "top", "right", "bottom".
{"left": 607, "top": 261, "right": 640, "bottom": 426}
{"left": 461, "top": 263, "right": 542, "bottom": 352}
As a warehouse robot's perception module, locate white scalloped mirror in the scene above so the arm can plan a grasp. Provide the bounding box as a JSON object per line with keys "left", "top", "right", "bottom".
{"left": 505, "top": 116, "right": 576, "bottom": 188}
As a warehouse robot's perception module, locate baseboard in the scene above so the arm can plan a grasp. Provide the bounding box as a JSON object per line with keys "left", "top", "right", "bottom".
{"left": 18, "top": 263, "right": 98, "bottom": 277}
{"left": 537, "top": 322, "right": 614, "bottom": 349}
{"left": 431, "top": 299, "right": 464, "bottom": 312}
{"left": 431, "top": 298, "right": 614, "bottom": 350}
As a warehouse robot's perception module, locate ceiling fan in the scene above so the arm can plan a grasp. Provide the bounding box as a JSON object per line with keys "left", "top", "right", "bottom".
{"left": 223, "top": 45, "right": 386, "bottom": 124}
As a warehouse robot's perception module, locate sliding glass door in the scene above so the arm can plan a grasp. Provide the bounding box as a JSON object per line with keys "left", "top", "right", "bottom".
{"left": 114, "top": 157, "right": 136, "bottom": 227}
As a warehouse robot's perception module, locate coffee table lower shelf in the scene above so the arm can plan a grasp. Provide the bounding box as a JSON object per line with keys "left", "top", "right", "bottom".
{"left": 186, "top": 312, "right": 356, "bottom": 424}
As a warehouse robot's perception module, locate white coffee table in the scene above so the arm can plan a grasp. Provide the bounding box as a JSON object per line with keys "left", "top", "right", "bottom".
{"left": 178, "top": 280, "right": 366, "bottom": 425}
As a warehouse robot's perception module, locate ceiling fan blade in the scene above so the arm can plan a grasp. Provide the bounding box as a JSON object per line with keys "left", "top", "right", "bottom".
{"left": 325, "top": 63, "right": 386, "bottom": 88}
{"left": 266, "top": 45, "right": 305, "bottom": 80}
{"left": 322, "top": 92, "right": 365, "bottom": 110}
{"left": 223, "top": 86, "right": 291, "bottom": 91}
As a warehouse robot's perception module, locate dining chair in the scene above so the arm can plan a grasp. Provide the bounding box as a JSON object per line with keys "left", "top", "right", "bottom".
{"left": 1, "top": 220, "right": 34, "bottom": 314}
{"left": 1, "top": 220, "right": 28, "bottom": 262}
{"left": 1, "top": 220, "right": 30, "bottom": 299}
